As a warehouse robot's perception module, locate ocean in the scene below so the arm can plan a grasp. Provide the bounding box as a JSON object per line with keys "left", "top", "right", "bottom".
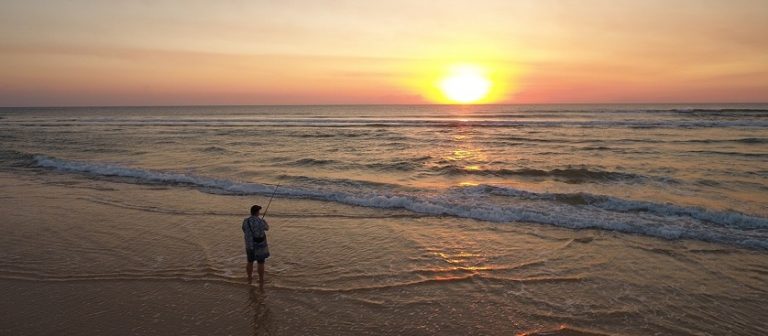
{"left": 1, "top": 104, "right": 767, "bottom": 335}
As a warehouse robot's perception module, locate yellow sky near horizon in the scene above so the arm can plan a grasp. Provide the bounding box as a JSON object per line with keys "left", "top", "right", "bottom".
{"left": 1, "top": 0, "right": 767, "bottom": 106}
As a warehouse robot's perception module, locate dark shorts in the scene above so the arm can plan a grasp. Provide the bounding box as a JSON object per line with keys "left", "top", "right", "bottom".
{"left": 245, "top": 248, "right": 268, "bottom": 264}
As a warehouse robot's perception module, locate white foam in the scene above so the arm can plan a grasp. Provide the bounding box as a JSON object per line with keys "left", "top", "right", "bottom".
{"left": 33, "top": 155, "right": 274, "bottom": 195}
{"left": 33, "top": 155, "right": 768, "bottom": 249}
{"left": 477, "top": 185, "right": 768, "bottom": 230}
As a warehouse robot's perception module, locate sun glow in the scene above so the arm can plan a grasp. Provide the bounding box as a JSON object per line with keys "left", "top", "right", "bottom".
{"left": 439, "top": 65, "right": 492, "bottom": 104}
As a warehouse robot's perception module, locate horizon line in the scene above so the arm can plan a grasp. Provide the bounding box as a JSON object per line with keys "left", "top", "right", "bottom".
{"left": 2, "top": 101, "right": 768, "bottom": 109}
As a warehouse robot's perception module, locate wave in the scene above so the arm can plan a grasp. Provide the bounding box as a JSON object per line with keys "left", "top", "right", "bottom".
{"left": 476, "top": 185, "right": 767, "bottom": 230}
{"left": 498, "top": 137, "right": 768, "bottom": 145}
{"left": 678, "top": 138, "right": 768, "bottom": 145}
{"left": 671, "top": 108, "right": 768, "bottom": 116}
{"left": 431, "top": 165, "right": 643, "bottom": 182}
{"left": 0, "top": 149, "right": 38, "bottom": 168}
{"left": 736, "top": 137, "right": 768, "bottom": 144}
{"left": 686, "top": 150, "right": 768, "bottom": 158}
{"left": 286, "top": 157, "right": 427, "bottom": 172}
{"left": 684, "top": 137, "right": 768, "bottom": 144}
{"left": 287, "top": 158, "right": 340, "bottom": 166}
{"left": 578, "top": 146, "right": 613, "bottom": 151}
{"left": 32, "top": 155, "right": 274, "bottom": 194}
{"left": 277, "top": 174, "right": 399, "bottom": 189}
{"left": 200, "top": 146, "right": 229, "bottom": 153}
{"left": 31, "top": 155, "right": 768, "bottom": 249}
{"left": 519, "top": 325, "right": 612, "bottom": 336}
{"left": 364, "top": 161, "right": 423, "bottom": 171}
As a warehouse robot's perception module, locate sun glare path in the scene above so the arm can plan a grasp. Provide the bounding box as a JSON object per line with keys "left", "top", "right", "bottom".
{"left": 439, "top": 65, "right": 492, "bottom": 104}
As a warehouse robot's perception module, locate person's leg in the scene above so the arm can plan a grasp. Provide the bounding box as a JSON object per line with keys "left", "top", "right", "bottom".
{"left": 257, "top": 261, "right": 265, "bottom": 286}
{"left": 246, "top": 262, "right": 254, "bottom": 284}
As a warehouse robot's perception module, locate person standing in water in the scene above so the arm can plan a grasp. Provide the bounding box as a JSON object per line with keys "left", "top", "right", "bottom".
{"left": 243, "top": 205, "right": 270, "bottom": 287}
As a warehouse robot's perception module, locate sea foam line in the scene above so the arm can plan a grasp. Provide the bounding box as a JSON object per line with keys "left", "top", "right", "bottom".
{"left": 32, "top": 155, "right": 768, "bottom": 249}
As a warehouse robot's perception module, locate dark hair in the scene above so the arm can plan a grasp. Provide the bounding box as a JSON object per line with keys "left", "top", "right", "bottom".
{"left": 250, "top": 205, "right": 262, "bottom": 216}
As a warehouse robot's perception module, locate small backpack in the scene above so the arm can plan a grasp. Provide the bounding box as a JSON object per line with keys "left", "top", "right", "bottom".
{"left": 249, "top": 217, "right": 266, "bottom": 244}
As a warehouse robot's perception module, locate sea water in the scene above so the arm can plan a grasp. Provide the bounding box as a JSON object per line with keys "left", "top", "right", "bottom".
{"left": 1, "top": 104, "right": 767, "bottom": 335}
{"left": 2, "top": 104, "right": 766, "bottom": 248}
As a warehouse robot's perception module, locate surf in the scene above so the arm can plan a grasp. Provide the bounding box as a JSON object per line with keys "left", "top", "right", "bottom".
{"left": 30, "top": 154, "right": 768, "bottom": 250}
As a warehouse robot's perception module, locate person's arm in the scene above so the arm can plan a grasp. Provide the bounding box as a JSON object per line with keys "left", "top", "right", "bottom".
{"left": 263, "top": 219, "right": 269, "bottom": 231}
{"left": 243, "top": 219, "right": 254, "bottom": 250}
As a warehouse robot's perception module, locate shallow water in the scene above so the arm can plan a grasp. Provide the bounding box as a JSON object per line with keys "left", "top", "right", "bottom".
{"left": 1, "top": 104, "right": 767, "bottom": 335}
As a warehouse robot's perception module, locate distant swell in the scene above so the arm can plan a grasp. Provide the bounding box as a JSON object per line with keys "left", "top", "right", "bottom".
{"left": 9, "top": 117, "right": 768, "bottom": 129}
{"left": 672, "top": 108, "right": 768, "bottom": 114}
{"left": 432, "top": 166, "right": 642, "bottom": 182}
{"left": 736, "top": 137, "right": 768, "bottom": 144}
{"left": 286, "top": 157, "right": 425, "bottom": 172}
{"left": 200, "top": 146, "right": 229, "bottom": 153}
{"left": 687, "top": 150, "right": 768, "bottom": 158}
{"left": 288, "top": 158, "right": 340, "bottom": 166}
{"left": 32, "top": 155, "right": 768, "bottom": 250}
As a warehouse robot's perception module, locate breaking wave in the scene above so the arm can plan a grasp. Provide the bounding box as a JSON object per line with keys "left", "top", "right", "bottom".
{"left": 31, "top": 155, "right": 768, "bottom": 250}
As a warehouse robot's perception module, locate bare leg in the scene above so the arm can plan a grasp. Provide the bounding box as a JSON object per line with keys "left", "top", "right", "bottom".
{"left": 257, "top": 262, "right": 265, "bottom": 288}
{"left": 246, "top": 262, "right": 254, "bottom": 284}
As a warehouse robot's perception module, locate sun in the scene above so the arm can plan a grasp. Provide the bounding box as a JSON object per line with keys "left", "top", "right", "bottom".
{"left": 439, "top": 65, "right": 492, "bottom": 104}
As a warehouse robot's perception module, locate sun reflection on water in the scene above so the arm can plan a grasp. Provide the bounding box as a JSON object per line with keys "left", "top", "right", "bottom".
{"left": 427, "top": 249, "right": 492, "bottom": 281}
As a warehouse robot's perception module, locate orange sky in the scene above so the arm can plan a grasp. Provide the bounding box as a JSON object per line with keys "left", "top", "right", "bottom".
{"left": 1, "top": 1, "right": 767, "bottom": 106}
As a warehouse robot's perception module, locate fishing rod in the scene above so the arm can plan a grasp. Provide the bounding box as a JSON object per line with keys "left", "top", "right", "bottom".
{"left": 261, "top": 183, "right": 280, "bottom": 219}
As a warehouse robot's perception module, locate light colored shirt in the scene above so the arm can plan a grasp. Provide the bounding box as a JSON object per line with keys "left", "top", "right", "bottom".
{"left": 242, "top": 216, "right": 269, "bottom": 250}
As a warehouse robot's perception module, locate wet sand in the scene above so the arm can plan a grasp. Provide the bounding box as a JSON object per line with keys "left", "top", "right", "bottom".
{"left": 1, "top": 171, "right": 767, "bottom": 335}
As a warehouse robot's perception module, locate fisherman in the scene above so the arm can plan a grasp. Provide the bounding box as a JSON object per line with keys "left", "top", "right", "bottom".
{"left": 243, "top": 205, "right": 270, "bottom": 286}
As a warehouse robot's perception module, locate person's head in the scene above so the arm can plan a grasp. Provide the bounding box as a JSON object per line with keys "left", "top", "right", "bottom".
{"left": 250, "top": 205, "right": 262, "bottom": 216}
